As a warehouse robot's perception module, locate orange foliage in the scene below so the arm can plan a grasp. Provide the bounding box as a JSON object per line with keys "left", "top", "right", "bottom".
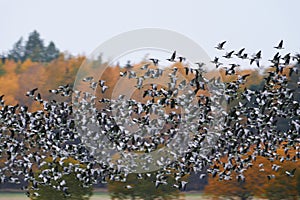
{"left": 0, "top": 54, "right": 85, "bottom": 111}
{"left": 204, "top": 146, "right": 300, "bottom": 199}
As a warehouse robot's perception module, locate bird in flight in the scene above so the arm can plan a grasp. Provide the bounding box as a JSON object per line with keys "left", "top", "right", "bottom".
{"left": 215, "top": 41, "right": 226, "bottom": 50}
{"left": 26, "top": 88, "right": 38, "bottom": 97}
{"left": 177, "top": 56, "right": 186, "bottom": 62}
{"left": 223, "top": 50, "right": 235, "bottom": 59}
{"left": 235, "top": 48, "right": 245, "bottom": 58}
{"left": 274, "top": 40, "right": 284, "bottom": 50}
{"left": 195, "top": 62, "right": 205, "bottom": 69}
{"left": 166, "top": 51, "right": 176, "bottom": 62}
{"left": 285, "top": 168, "right": 296, "bottom": 177}
{"left": 149, "top": 58, "right": 159, "bottom": 66}
{"left": 82, "top": 76, "right": 93, "bottom": 82}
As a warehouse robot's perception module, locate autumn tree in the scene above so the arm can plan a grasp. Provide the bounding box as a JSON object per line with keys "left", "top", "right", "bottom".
{"left": 204, "top": 147, "right": 300, "bottom": 200}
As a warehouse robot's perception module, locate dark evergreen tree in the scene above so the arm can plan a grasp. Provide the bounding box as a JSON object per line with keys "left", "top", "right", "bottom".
{"left": 24, "top": 30, "right": 46, "bottom": 62}
{"left": 8, "top": 37, "right": 25, "bottom": 62}
{"left": 7, "top": 30, "right": 60, "bottom": 63}
{"left": 45, "top": 41, "right": 59, "bottom": 62}
{"left": 1, "top": 55, "right": 7, "bottom": 64}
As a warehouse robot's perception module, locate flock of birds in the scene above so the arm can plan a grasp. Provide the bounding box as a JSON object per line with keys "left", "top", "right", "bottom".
{"left": 0, "top": 40, "right": 299, "bottom": 197}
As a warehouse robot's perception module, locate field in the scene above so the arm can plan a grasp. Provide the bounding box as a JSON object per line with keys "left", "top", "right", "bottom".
{"left": 0, "top": 192, "right": 211, "bottom": 200}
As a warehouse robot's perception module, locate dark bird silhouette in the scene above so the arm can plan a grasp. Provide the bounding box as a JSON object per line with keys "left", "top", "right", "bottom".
{"left": 195, "top": 62, "right": 205, "bottom": 69}
{"left": 211, "top": 57, "right": 219, "bottom": 64}
{"left": 26, "top": 88, "right": 38, "bottom": 97}
{"left": 249, "top": 50, "right": 261, "bottom": 67}
{"left": 184, "top": 67, "right": 190, "bottom": 75}
{"left": 215, "top": 41, "right": 226, "bottom": 50}
{"left": 235, "top": 48, "right": 245, "bottom": 58}
{"left": 166, "top": 51, "right": 176, "bottom": 62}
{"left": 223, "top": 51, "right": 235, "bottom": 59}
{"left": 282, "top": 53, "right": 291, "bottom": 65}
{"left": 149, "top": 58, "right": 159, "bottom": 66}
{"left": 177, "top": 56, "right": 186, "bottom": 62}
{"left": 274, "top": 40, "right": 284, "bottom": 49}
{"left": 250, "top": 57, "right": 260, "bottom": 67}
{"left": 241, "top": 53, "right": 248, "bottom": 59}
{"left": 211, "top": 57, "right": 223, "bottom": 68}
{"left": 255, "top": 50, "right": 262, "bottom": 59}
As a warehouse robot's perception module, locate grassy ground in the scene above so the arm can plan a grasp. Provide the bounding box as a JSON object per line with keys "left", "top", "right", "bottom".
{"left": 0, "top": 192, "right": 209, "bottom": 200}
{"left": 0, "top": 193, "right": 28, "bottom": 200}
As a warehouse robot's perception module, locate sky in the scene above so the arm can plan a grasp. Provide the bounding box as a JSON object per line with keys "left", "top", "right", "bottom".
{"left": 1, "top": 0, "right": 300, "bottom": 67}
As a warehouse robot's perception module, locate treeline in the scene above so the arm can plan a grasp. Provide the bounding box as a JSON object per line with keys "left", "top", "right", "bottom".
{"left": 0, "top": 54, "right": 85, "bottom": 111}
{"left": 1, "top": 30, "right": 60, "bottom": 63}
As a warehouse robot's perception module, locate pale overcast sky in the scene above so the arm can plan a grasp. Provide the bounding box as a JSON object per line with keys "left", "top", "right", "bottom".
{"left": 1, "top": 0, "right": 300, "bottom": 66}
